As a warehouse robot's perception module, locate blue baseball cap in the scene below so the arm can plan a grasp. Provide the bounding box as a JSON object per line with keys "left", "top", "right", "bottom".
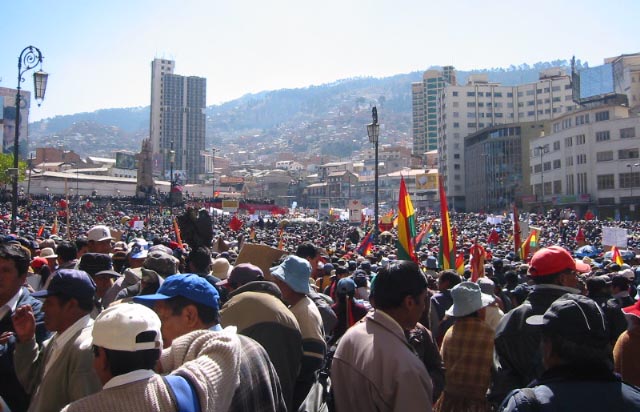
{"left": 134, "top": 273, "right": 219, "bottom": 310}
{"left": 32, "top": 269, "right": 96, "bottom": 301}
{"left": 270, "top": 255, "right": 312, "bottom": 294}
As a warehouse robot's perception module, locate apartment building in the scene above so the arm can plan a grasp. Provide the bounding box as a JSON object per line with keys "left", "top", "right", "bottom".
{"left": 528, "top": 104, "right": 640, "bottom": 219}
{"left": 437, "top": 68, "right": 575, "bottom": 210}
{"left": 149, "top": 58, "right": 206, "bottom": 183}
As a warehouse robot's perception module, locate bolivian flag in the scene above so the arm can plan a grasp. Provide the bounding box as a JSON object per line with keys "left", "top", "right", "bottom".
{"left": 611, "top": 246, "right": 624, "bottom": 266}
{"left": 438, "top": 177, "right": 455, "bottom": 269}
{"left": 396, "top": 176, "right": 417, "bottom": 262}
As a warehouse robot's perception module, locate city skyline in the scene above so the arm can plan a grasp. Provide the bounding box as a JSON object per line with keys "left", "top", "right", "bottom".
{"left": 1, "top": 0, "right": 638, "bottom": 122}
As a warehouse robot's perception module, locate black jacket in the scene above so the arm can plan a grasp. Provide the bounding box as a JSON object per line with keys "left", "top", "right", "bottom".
{"left": 489, "top": 285, "right": 574, "bottom": 405}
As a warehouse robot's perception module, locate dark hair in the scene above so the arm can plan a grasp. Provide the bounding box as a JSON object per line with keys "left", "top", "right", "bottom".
{"left": 56, "top": 292, "right": 95, "bottom": 313}
{"left": 531, "top": 272, "right": 562, "bottom": 285}
{"left": 164, "top": 295, "right": 219, "bottom": 325}
{"left": 94, "top": 330, "right": 161, "bottom": 376}
{"left": 187, "top": 246, "right": 212, "bottom": 273}
{"left": 371, "top": 261, "right": 427, "bottom": 310}
{"left": 56, "top": 241, "right": 78, "bottom": 262}
{"left": 75, "top": 236, "right": 89, "bottom": 252}
{"left": 0, "top": 243, "right": 30, "bottom": 276}
{"left": 296, "top": 242, "right": 319, "bottom": 260}
{"left": 438, "top": 270, "right": 461, "bottom": 287}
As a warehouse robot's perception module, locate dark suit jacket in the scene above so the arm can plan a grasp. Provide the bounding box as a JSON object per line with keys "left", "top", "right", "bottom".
{"left": 0, "top": 287, "right": 50, "bottom": 412}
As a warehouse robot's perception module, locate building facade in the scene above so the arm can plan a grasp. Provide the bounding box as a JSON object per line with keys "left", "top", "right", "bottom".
{"left": 437, "top": 68, "right": 575, "bottom": 210}
{"left": 149, "top": 58, "right": 206, "bottom": 183}
{"left": 528, "top": 104, "right": 640, "bottom": 219}
{"left": 0, "top": 87, "right": 31, "bottom": 159}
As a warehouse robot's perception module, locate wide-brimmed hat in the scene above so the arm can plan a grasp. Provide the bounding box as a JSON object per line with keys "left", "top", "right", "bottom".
{"left": 40, "top": 247, "right": 58, "bottom": 259}
{"left": 270, "top": 255, "right": 312, "bottom": 294}
{"left": 446, "top": 281, "right": 495, "bottom": 317}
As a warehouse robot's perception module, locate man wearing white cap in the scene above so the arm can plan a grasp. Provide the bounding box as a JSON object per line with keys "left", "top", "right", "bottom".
{"left": 86, "top": 225, "right": 114, "bottom": 254}
{"left": 61, "top": 303, "right": 242, "bottom": 412}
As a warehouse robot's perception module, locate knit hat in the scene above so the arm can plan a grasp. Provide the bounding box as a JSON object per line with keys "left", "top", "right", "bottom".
{"left": 446, "top": 281, "right": 495, "bottom": 317}
{"left": 92, "top": 303, "right": 162, "bottom": 351}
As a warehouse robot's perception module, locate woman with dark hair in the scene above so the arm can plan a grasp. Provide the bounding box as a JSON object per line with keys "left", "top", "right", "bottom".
{"left": 329, "top": 277, "right": 368, "bottom": 345}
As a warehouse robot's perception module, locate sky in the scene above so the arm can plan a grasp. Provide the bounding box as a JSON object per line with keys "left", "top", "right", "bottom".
{"left": 1, "top": 0, "right": 638, "bottom": 122}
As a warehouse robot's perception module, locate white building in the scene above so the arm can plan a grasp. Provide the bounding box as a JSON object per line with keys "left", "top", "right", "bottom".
{"left": 528, "top": 104, "right": 640, "bottom": 219}
{"left": 436, "top": 68, "right": 575, "bottom": 210}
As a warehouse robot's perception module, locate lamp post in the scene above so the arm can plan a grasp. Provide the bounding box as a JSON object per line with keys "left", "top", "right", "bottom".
{"left": 169, "top": 140, "right": 175, "bottom": 210}
{"left": 535, "top": 144, "right": 548, "bottom": 212}
{"left": 11, "top": 46, "right": 48, "bottom": 233}
{"left": 366, "top": 107, "right": 380, "bottom": 236}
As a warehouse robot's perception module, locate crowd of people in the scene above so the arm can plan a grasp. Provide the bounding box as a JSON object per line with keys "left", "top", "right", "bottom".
{"left": 1, "top": 195, "right": 640, "bottom": 411}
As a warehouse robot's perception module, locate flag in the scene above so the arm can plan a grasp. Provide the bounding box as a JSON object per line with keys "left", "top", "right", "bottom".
{"left": 396, "top": 176, "right": 417, "bottom": 262}
{"left": 455, "top": 252, "right": 465, "bottom": 275}
{"left": 229, "top": 215, "right": 243, "bottom": 231}
{"left": 414, "top": 219, "right": 434, "bottom": 248}
{"left": 611, "top": 246, "right": 624, "bottom": 266}
{"left": 51, "top": 216, "right": 58, "bottom": 235}
{"left": 519, "top": 229, "right": 538, "bottom": 261}
{"left": 575, "top": 227, "right": 585, "bottom": 246}
{"left": 173, "top": 218, "right": 183, "bottom": 248}
{"left": 37, "top": 225, "right": 44, "bottom": 237}
{"left": 513, "top": 204, "right": 521, "bottom": 258}
{"left": 487, "top": 229, "right": 500, "bottom": 246}
{"left": 470, "top": 243, "right": 486, "bottom": 282}
{"left": 357, "top": 228, "right": 375, "bottom": 256}
{"left": 438, "top": 178, "right": 455, "bottom": 269}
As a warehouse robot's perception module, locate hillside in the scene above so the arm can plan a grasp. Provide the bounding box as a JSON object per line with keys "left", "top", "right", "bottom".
{"left": 28, "top": 59, "right": 585, "bottom": 159}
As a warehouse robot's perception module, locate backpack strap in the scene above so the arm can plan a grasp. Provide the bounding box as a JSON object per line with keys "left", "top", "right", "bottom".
{"left": 164, "top": 375, "right": 201, "bottom": 412}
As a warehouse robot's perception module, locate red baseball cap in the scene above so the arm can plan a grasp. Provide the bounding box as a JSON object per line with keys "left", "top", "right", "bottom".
{"left": 622, "top": 300, "right": 640, "bottom": 318}
{"left": 528, "top": 246, "right": 590, "bottom": 277}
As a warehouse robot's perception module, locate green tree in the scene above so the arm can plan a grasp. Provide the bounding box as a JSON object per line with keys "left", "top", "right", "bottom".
{"left": 0, "top": 153, "right": 27, "bottom": 186}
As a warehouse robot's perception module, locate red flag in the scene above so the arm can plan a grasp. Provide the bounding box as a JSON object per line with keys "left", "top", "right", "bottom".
{"left": 611, "top": 246, "right": 624, "bottom": 266}
{"left": 513, "top": 204, "right": 521, "bottom": 258}
{"left": 37, "top": 225, "right": 44, "bottom": 237}
{"left": 229, "top": 215, "right": 243, "bottom": 231}
{"left": 575, "top": 227, "right": 585, "bottom": 246}
{"left": 51, "top": 216, "right": 58, "bottom": 235}
{"left": 173, "top": 218, "right": 183, "bottom": 248}
{"left": 455, "top": 252, "right": 465, "bottom": 275}
{"left": 470, "top": 243, "right": 486, "bottom": 282}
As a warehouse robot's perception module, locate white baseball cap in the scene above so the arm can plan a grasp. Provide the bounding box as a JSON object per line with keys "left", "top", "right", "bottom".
{"left": 87, "top": 225, "right": 114, "bottom": 242}
{"left": 92, "top": 303, "right": 162, "bottom": 351}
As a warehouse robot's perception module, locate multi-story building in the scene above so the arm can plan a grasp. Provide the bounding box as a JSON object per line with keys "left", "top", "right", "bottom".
{"left": 411, "top": 67, "right": 455, "bottom": 157}
{"left": 0, "top": 87, "right": 31, "bottom": 159}
{"left": 149, "top": 58, "right": 206, "bottom": 183}
{"left": 528, "top": 104, "right": 640, "bottom": 219}
{"left": 437, "top": 68, "right": 575, "bottom": 210}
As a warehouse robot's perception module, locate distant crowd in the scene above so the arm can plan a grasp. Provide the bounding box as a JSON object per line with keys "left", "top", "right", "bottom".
{"left": 1, "top": 197, "right": 640, "bottom": 411}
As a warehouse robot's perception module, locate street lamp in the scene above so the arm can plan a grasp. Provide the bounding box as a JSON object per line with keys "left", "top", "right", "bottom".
{"left": 535, "top": 144, "right": 548, "bottom": 212}
{"left": 366, "top": 107, "right": 380, "bottom": 236}
{"left": 11, "top": 46, "right": 48, "bottom": 233}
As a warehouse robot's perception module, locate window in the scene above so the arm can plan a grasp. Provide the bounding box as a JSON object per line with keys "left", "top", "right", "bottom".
{"left": 566, "top": 156, "right": 574, "bottom": 166}
{"left": 619, "top": 148, "right": 640, "bottom": 159}
{"left": 596, "top": 151, "right": 613, "bottom": 162}
{"left": 577, "top": 172, "right": 588, "bottom": 194}
{"left": 620, "top": 172, "right": 640, "bottom": 189}
{"left": 452, "top": 91, "right": 458, "bottom": 96}
{"left": 507, "top": 92, "right": 513, "bottom": 98}
{"left": 478, "top": 92, "right": 484, "bottom": 97}
{"left": 534, "top": 164, "right": 542, "bottom": 173}
{"left": 565, "top": 136, "right": 573, "bottom": 147}
{"left": 595, "top": 131, "right": 610, "bottom": 142}
{"left": 453, "top": 154, "right": 460, "bottom": 159}
{"left": 566, "top": 174, "right": 575, "bottom": 195}
{"left": 467, "top": 92, "right": 475, "bottom": 97}
{"left": 595, "top": 111, "right": 610, "bottom": 122}
{"left": 553, "top": 180, "right": 562, "bottom": 194}
{"left": 526, "top": 90, "right": 535, "bottom": 96}
{"left": 576, "top": 134, "right": 586, "bottom": 145}
{"left": 597, "top": 174, "right": 615, "bottom": 190}
{"left": 453, "top": 122, "right": 459, "bottom": 128}
{"left": 553, "top": 159, "right": 561, "bottom": 169}
{"left": 543, "top": 161, "right": 552, "bottom": 171}
{"left": 620, "top": 127, "right": 636, "bottom": 139}
{"left": 576, "top": 154, "right": 587, "bottom": 164}
{"left": 467, "top": 102, "right": 476, "bottom": 107}
{"left": 495, "top": 92, "right": 502, "bottom": 97}
{"left": 553, "top": 141, "right": 560, "bottom": 151}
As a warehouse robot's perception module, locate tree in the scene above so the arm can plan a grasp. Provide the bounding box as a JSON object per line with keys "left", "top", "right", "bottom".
{"left": 0, "top": 153, "right": 27, "bottom": 187}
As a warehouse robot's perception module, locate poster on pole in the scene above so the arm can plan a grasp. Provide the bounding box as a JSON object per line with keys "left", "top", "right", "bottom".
{"left": 602, "top": 227, "right": 628, "bottom": 248}
{"left": 347, "top": 199, "right": 364, "bottom": 224}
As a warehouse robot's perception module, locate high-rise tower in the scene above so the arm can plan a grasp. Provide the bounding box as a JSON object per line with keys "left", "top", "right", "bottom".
{"left": 149, "top": 58, "right": 206, "bottom": 183}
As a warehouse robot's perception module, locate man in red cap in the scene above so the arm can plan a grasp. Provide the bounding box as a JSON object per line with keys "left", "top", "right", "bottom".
{"left": 489, "top": 246, "right": 590, "bottom": 406}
